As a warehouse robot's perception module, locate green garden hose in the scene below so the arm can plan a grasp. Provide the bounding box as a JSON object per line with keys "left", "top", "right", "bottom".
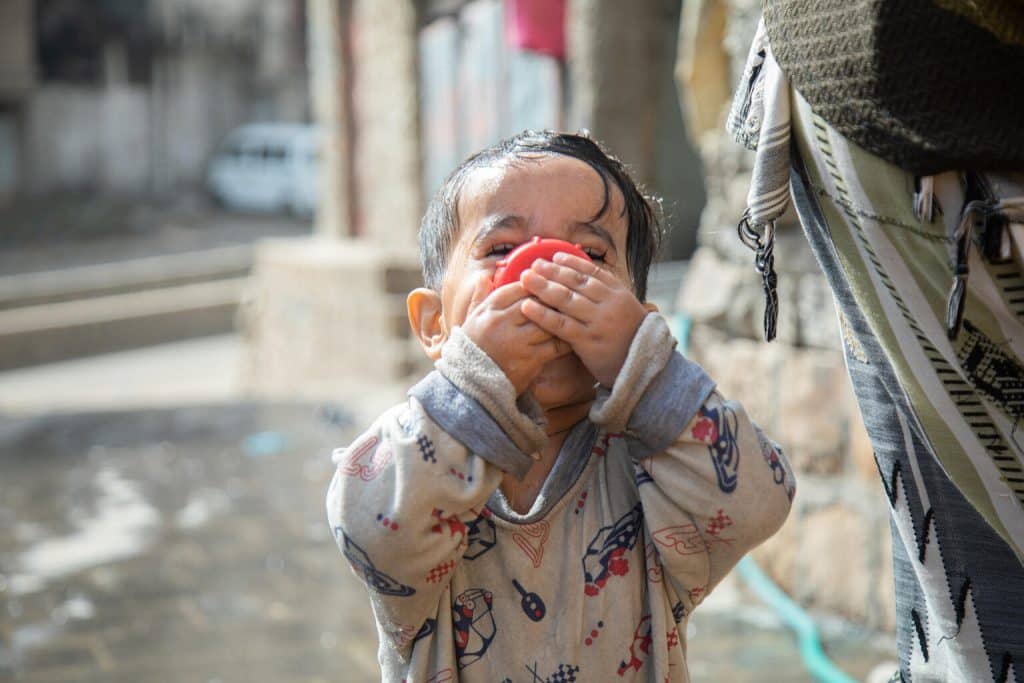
{"left": 735, "top": 557, "right": 858, "bottom": 683}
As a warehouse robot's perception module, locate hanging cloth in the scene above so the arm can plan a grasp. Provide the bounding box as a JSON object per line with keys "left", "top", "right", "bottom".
{"left": 726, "top": 20, "right": 793, "bottom": 341}
{"left": 505, "top": 0, "right": 566, "bottom": 60}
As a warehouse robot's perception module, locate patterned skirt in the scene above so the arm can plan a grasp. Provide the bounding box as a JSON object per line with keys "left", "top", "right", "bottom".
{"left": 788, "top": 90, "right": 1024, "bottom": 682}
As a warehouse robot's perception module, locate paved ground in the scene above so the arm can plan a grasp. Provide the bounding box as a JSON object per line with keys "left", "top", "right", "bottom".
{"left": 0, "top": 336, "right": 245, "bottom": 416}
{"left": 0, "top": 340, "right": 896, "bottom": 682}
{"left": 0, "top": 402, "right": 380, "bottom": 683}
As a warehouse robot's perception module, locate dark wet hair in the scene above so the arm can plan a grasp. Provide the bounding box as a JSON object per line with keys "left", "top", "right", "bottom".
{"left": 418, "top": 130, "right": 663, "bottom": 301}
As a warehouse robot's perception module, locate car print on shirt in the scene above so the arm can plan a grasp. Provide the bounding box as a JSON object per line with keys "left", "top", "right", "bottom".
{"left": 452, "top": 588, "right": 496, "bottom": 669}
{"left": 692, "top": 403, "right": 740, "bottom": 493}
{"left": 581, "top": 503, "right": 644, "bottom": 596}
{"left": 335, "top": 528, "right": 415, "bottom": 597}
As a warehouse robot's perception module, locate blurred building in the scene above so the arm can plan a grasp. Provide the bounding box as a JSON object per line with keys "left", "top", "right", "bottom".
{"left": 0, "top": 0, "right": 308, "bottom": 201}
{"left": 0, "top": 1, "right": 34, "bottom": 203}
{"left": 298, "top": 0, "right": 704, "bottom": 253}
{"left": 244, "top": 0, "right": 707, "bottom": 400}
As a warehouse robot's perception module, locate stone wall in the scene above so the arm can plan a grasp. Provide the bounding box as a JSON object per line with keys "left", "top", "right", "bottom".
{"left": 676, "top": 0, "right": 895, "bottom": 631}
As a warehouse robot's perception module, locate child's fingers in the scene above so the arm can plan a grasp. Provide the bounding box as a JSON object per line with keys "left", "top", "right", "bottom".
{"left": 488, "top": 281, "right": 532, "bottom": 310}
{"left": 527, "top": 259, "right": 608, "bottom": 302}
{"left": 520, "top": 269, "right": 597, "bottom": 323}
{"left": 517, "top": 320, "right": 558, "bottom": 345}
{"left": 530, "top": 335, "right": 572, "bottom": 362}
{"left": 551, "top": 337, "right": 573, "bottom": 358}
{"left": 520, "top": 297, "right": 586, "bottom": 342}
{"left": 551, "top": 252, "right": 618, "bottom": 287}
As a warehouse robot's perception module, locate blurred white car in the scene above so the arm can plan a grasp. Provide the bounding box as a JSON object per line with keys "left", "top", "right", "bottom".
{"left": 207, "top": 123, "right": 321, "bottom": 217}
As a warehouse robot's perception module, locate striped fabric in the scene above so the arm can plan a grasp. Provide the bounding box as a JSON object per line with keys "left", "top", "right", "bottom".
{"left": 727, "top": 20, "right": 792, "bottom": 229}
{"left": 727, "top": 20, "right": 793, "bottom": 341}
{"left": 730, "top": 21, "right": 1024, "bottom": 682}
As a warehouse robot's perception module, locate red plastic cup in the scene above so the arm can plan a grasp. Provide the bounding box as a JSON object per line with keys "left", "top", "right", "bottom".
{"left": 491, "top": 236, "right": 592, "bottom": 289}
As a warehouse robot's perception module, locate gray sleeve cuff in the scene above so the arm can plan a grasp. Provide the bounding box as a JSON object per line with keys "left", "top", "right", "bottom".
{"left": 627, "top": 352, "right": 716, "bottom": 457}
{"left": 589, "top": 313, "right": 677, "bottom": 431}
{"left": 589, "top": 313, "right": 715, "bottom": 454}
{"left": 408, "top": 371, "right": 536, "bottom": 481}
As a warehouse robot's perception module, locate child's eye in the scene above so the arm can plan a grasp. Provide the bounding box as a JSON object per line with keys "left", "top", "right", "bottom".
{"left": 486, "top": 243, "right": 517, "bottom": 258}
{"left": 583, "top": 247, "right": 607, "bottom": 262}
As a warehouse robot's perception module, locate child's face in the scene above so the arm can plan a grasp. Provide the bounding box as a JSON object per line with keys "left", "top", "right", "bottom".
{"left": 442, "top": 153, "right": 632, "bottom": 409}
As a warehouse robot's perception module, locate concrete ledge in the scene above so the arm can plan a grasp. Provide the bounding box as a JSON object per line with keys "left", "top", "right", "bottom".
{"left": 0, "top": 245, "right": 252, "bottom": 310}
{"left": 0, "top": 279, "right": 245, "bottom": 370}
{"left": 241, "top": 237, "right": 426, "bottom": 395}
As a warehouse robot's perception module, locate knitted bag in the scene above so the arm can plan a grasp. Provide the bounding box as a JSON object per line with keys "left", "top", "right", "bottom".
{"left": 762, "top": 0, "right": 1024, "bottom": 175}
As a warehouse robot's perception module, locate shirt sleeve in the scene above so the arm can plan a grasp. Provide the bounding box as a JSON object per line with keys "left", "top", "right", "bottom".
{"left": 589, "top": 313, "right": 796, "bottom": 613}
{"left": 325, "top": 326, "right": 547, "bottom": 659}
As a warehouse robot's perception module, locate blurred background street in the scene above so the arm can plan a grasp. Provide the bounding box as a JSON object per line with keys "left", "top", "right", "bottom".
{"left": 1, "top": 0, "right": 899, "bottom": 681}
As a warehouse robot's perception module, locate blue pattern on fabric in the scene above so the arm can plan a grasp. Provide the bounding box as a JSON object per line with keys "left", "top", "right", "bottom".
{"left": 464, "top": 512, "right": 497, "bottom": 560}
{"left": 335, "top": 528, "right": 416, "bottom": 597}
{"left": 581, "top": 503, "right": 643, "bottom": 596}
{"left": 452, "top": 588, "right": 496, "bottom": 669}
{"left": 699, "top": 404, "right": 740, "bottom": 493}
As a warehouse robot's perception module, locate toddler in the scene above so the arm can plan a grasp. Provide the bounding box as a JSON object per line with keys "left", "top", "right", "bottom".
{"left": 327, "top": 131, "right": 795, "bottom": 682}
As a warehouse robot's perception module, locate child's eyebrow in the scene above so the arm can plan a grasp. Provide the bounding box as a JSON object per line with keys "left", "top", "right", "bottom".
{"left": 472, "top": 214, "right": 527, "bottom": 247}
{"left": 571, "top": 222, "right": 619, "bottom": 254}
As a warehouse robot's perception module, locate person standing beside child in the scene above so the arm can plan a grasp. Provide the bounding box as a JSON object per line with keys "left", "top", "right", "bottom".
{"left": 326, "top": 131, "right": 795, "bottom": 682}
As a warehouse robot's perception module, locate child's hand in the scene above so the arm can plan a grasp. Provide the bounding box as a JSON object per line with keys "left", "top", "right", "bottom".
{"left": 461, "top": 274, "right": 572, "bottom": 396}
{"left": 519, "top": 253, "right": 649, "bottom": 388}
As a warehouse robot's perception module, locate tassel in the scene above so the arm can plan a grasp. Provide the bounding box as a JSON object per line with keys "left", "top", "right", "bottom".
{"left": 758, "top": 238, "right": 779, "bottom": 342}
{"left": 738, "top": 211, "right": 780, "bottom": 342}
{"left": 944, "top": 176, "right": 1024, "bottom": 338}
{"left": 946, "top": 202, "right": 981, "bottom": 340}
{"left": 913, "top": 175, "right": 937, "bottom": 223}
{"left": 946, "top": 276, "right": 967, "bottom": 341}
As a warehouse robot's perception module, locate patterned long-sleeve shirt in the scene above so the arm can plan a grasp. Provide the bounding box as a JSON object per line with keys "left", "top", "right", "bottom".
{"left": 327, "top": 313, "right": 795, "bottom": 682}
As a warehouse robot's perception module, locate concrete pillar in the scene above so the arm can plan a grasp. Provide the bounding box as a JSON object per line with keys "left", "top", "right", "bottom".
{"left": 242, "top": 0, "right": 428, "bottom": 399}
{"left": 566, "top": 0, "right": 705, "bottom": 259}
{"left": 0, "top": 0, "right": 35, "bottom": 94}
{"left": 305, "top": 0, "right": 421, "bottom": 243}
{"left": 307, "top": 0, "right": 352, "bottom": 240}
{"left": 350, "top": 0, "right": 422, "bottom": 245}
{"left": 568, "top": 0, "right": 663, "bottom": 179}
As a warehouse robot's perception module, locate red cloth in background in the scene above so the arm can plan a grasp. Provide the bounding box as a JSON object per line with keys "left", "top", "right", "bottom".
{"left": 505, "top": 0, "right": 566, "bottom": 60}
